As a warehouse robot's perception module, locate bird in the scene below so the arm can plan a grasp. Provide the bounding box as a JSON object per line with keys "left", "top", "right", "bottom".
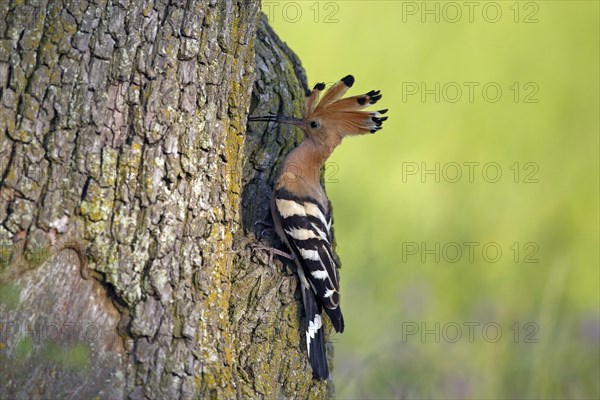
{"left": 249, "top": 74, "right": 388, "bottom": 379}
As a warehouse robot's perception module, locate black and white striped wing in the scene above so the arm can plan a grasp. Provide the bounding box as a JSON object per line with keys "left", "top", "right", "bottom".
{"left": 274, "top": 190, "right": 344, "bottom": 333}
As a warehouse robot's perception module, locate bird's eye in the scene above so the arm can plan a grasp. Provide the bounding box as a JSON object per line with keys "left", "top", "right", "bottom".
{"left": 310, "top": 121, "right": 319, "bottom": 129}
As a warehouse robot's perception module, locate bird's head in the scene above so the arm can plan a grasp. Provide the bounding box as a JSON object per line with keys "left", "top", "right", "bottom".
{"left": 249, "top": 75, "right": 388, "bottom": 147}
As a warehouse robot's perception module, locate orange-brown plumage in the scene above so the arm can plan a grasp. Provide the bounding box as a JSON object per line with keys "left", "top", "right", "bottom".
{"left": 249, "top": 75, "right": 389, "bottom": 193}
{"left": 303, "top": 75, "right": 388, "bottom": 143}
{"left": 250, "top": 75, "right": 388, "bottom": 183}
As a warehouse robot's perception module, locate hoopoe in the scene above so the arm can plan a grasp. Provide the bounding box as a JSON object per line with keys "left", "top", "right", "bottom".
{"left": 249, "top": 75, "right": 387, "bottom": 379}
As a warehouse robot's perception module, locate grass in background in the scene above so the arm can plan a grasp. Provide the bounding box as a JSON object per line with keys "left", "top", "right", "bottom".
{"left": 263, "top": 1, "right": 599, "bottom": 398}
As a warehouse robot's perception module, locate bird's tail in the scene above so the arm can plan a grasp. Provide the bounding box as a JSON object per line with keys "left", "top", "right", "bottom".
{"left": 301, "top": 282, "right": 329, "bottom": 380}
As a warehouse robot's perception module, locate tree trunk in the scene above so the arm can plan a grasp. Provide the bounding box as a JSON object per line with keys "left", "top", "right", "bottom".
{"left": 0, "top": 1, "right": 332, "bottom": 398}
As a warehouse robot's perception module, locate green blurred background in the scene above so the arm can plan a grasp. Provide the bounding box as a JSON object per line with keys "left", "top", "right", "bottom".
{"left": 263, "top": 1, "right": 599, "bottom": 398}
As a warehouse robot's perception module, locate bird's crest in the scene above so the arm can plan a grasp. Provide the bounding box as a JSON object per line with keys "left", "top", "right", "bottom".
{"left": 250, "top": 75, "right": 388, "bottom": 141}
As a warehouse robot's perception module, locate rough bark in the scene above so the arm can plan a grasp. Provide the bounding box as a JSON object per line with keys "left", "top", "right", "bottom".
{"left": 0, "top": 1, "right": 331, "bottom": 399}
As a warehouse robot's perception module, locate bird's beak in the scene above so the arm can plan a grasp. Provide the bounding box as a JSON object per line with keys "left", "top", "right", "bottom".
{"left": 248, "top": 114, "right": 305, "bottom": 128}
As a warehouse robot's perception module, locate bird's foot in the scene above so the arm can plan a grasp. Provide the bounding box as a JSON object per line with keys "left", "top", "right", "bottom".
{"left": 252, "top": 244, "right": 294, "bottom": 267}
